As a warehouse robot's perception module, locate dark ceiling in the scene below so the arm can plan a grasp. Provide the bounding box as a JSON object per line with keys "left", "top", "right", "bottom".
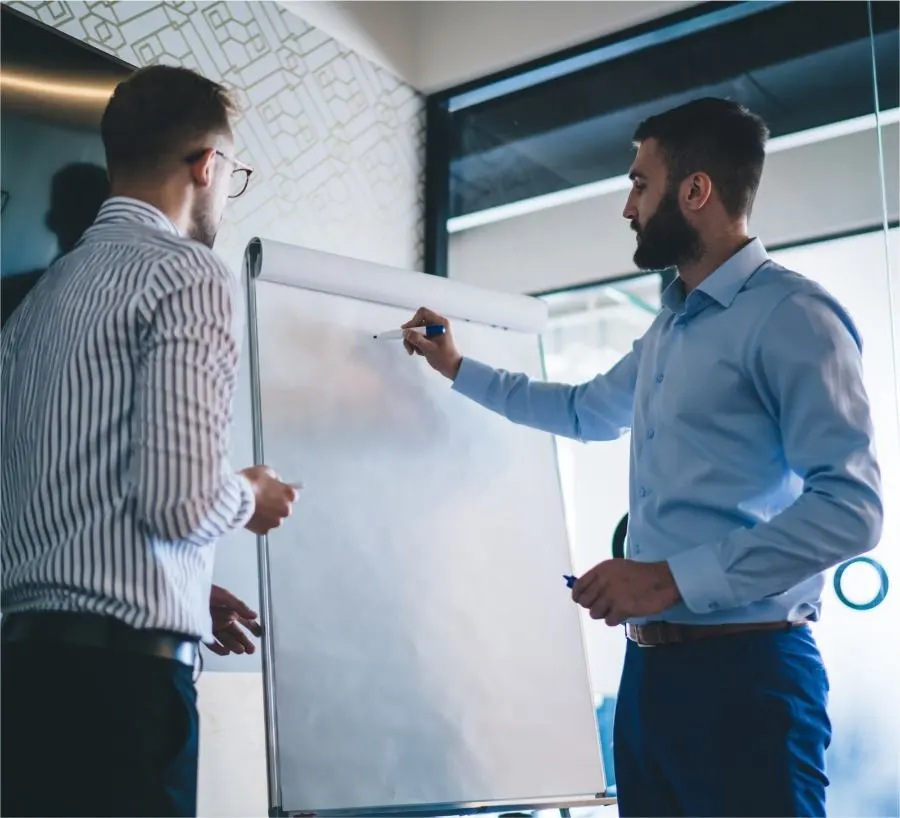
{"left": 448, "top": 1, "right": 900, "bottom": 218}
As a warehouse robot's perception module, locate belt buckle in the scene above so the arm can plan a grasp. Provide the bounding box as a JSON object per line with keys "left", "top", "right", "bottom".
{"left": 174, "top": 640, "right": 198, "bottom": 668}
{"left": 631, "top": 622, "right": 684, "bottom": 647}
{"left": 660, "top": 622, "right": 685, "bottom": 646}
{"left": 627, "top": 624, "right": 658, "bottom": 647}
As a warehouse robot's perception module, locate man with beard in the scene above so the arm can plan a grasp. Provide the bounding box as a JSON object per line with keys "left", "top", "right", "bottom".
{"left": 1, "top": 66, "right": 299, "bottom": 817}
{"left": 401, "top": 98, "right": 882, "bottom": 817}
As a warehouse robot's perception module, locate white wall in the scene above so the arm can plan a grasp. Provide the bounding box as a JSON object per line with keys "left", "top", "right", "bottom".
{"left": 282, "top": 1, "right": 697, "bottom": 92}
{"left": 449, "top": 123, "right": 900, "bottom": 293}
{"left": 412, "top": 0, "right": 697, "bottom": 92}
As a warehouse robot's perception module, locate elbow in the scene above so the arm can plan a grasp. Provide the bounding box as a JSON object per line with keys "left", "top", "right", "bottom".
{"left": 859, "top": 491, "right": 884, "bottom": 555}
{"left": 838, "top": 483, "right": 884, "bottom": 559}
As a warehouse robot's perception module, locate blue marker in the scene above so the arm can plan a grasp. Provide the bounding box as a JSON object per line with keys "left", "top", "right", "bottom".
{"left": 373, "top": 325, "right": 445, "bottom": 340}
{"left": 564, "top": 575, "right": 578, "bottom": 589}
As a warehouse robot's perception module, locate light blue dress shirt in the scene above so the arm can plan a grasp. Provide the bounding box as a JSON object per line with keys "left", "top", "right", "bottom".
{"left": 453, "top": 238, "right": 883, "bottom": 625}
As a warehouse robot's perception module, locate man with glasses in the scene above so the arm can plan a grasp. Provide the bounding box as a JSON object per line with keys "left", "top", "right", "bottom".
{"left": 1, "top": 65, "right": 297, "bottom": 817}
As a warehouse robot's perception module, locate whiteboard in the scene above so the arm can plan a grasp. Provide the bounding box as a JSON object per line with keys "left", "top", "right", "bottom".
{"left": 244, "top": 239, "right": 607, "bottom": 817}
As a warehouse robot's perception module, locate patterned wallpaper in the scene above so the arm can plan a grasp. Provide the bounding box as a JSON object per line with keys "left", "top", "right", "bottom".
{"left": 9, "top": 0, "right": 426, "bottom": 273}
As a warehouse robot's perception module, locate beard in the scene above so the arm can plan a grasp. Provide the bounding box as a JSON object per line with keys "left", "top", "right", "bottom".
{"left": 632, "top": 188, "right": 703, "bottom": 271}
{"left": 188, "top": 199, "right": 220, "bottom": 249}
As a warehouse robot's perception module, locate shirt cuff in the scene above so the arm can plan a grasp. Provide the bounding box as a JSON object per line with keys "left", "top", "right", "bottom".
{"left": 667, "top": 544, "right": 739, "bottom": 614}
{"left": 451, "top": 358, "right": 496, "bottom": 402}
{"left": 232, "top": 472, "right": 256, "bottom": 529}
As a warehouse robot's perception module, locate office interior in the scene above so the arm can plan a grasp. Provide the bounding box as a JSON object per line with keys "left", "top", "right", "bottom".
{"left": 0, "top": 1, "right": 897, "bottom": 816}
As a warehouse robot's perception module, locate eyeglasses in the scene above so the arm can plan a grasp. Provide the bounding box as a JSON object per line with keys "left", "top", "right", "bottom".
{"left": 184, "top": 149, "right": 254, "bottom": 199}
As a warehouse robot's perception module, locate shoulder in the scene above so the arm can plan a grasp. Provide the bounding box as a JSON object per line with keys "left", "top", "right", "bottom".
{"left": 747, "top": 261, "right": 862, "bottom": 354}
{"left": 150, "top": 234, "right": 238, "bottom": 293}
{"left": 125, "top": 233, "right": 241, "bottom": 327}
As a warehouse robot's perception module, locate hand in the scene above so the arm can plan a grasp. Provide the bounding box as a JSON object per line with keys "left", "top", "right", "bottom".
{"left": 206, "top": 584, "right": 262, "bottom": 656}
{"left": 572, "top": 559, "right": 681, "bottom": 626}
{"left": 401, "top": 307, "right": 463, "bottom": 380}
{"left": 240, "top": 465, "right": 299, "bottom": 536}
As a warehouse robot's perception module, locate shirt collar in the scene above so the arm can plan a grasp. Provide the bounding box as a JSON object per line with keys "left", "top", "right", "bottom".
{"left": 661, "top": 237, "right": 769, "bottom": 313}
{"left": 92, "top": 196, "right": 182, "bottom": 237}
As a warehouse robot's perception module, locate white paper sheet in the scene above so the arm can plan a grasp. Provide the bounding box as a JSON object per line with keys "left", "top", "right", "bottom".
{"left": 248, "top": 242, "right": 604, "bottom": 814}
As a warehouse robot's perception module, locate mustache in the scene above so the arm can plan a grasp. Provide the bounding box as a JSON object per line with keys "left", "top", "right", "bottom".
{"left": 631, "top": 221, "right": 641, "bottom": 235}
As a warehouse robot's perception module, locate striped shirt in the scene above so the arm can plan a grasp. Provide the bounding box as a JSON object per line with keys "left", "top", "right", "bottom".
{"left": 1, "top": 197, "right": 255, "bottom": 640}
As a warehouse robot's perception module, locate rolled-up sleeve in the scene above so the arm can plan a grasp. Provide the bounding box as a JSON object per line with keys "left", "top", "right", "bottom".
{"left": 668, "top": 291, "right": 883, "bottom": 613}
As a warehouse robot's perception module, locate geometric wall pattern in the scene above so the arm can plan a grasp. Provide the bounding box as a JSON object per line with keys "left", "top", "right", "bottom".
{"left": 9, "top": 0, "right": 426, "bottom": 274}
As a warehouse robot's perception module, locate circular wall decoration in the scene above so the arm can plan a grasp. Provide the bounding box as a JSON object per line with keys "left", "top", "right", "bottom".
{"left": 833, "top": 556, "right": 889, "bottom": 611}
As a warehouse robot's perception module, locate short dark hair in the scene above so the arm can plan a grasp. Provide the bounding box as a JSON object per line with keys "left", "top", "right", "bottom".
{"left": 101, "top": 65, "right": 238, "bottom": 178}
{"left": 633, "top": 97, "right": 769, "bottom": 218}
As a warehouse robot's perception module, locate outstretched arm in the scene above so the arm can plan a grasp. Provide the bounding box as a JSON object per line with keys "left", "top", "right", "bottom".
{"left": 402, "top": 306, "right": 640, "bottom": 441}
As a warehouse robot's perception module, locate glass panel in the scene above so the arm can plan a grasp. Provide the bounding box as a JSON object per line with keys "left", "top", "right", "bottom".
{"left": 541, "top": 272, "right": 662, "bottom": 807}
{"left": 770, "top": 228, "right": 900, "bottom": 817}
{"left": 448, "top": 1, "right": 898, "bottom": 219}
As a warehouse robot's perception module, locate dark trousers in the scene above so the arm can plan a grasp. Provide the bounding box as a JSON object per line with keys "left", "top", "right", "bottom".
{"left": 613, "top": 625, "right": 831, "bottom": 817}
{"left": 1, "top": 638, "right": 199, "bottom": 817}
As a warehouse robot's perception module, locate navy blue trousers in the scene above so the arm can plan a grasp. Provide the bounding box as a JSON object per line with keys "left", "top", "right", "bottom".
{"left": 613, "top": 625, "right": 831, "bottom": 817}
{"left": 1, "top": 639, "right": 199, "bottom": 817}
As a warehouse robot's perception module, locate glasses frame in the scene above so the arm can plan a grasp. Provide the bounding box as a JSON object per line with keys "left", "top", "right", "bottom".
{"left": 184, "top": 148, "right": 254, "bottom": 199}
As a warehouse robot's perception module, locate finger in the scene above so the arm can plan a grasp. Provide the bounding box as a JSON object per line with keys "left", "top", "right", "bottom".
{"left": 401, "top": 307, "right": 428, "bottom": 329}
{"left": 206, "top": 640, "right": 230, "bottom": 656}
{"left": 605, "top": 608, "right": 627, "bottom": 627}
{"left": 227, "top": 624, "right": 257, "bottom": 654}
{"left": 572, "top": 572, "right": 604, "bottom": 607}
{"left": 238, "top": 615, "right": 263, "bottom": 637}
{"left": 403, "top": 332, "right": 439, "bottom": 356}
{"left": 589, "top": 595, "right": 613, "bottom": 620}
{"left": 402, "top": 307, "right": 447, "bottom": 329}
{"left": 210, "top": 610, "right": 236, "bottom": 632}
{"left": 572, "top": 568, "right": 598, "bottom": 601}
{"left": 579, "top": 583, "right": 607, "bottom": 612}
{"left": 215, "top": 626, "right": 251, "bottom": 655}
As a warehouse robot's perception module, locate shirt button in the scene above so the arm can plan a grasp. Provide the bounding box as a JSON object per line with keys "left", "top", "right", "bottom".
{"left": 639, "top": 487, "right": 648, "bottom": 498}
{"left": 647, "top": 429, "right": 655, "bottom": 440}
{"left": 708, "top": 602, "right": 719, "bottom": 611}
{"left": 655, "top": 374, "right": 664, "bottom": 384}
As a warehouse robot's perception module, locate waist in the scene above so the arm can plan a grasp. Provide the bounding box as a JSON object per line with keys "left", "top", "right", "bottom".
{"left": 1, "top": 611, "right": 199, "bottom": 668}
{"left": 627, "top": 619, "right": 809, "bottom": 647}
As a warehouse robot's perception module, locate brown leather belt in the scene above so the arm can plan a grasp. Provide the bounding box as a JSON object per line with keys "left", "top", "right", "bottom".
{"left": 627, "top": 619, "right": 808, "bottom": 647}
{"left": 1, "top": 611, "right": 198, "bottom": 668}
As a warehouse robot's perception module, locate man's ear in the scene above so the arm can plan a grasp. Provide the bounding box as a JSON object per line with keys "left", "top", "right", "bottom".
{"left": 681, "top": 172, "right": 713, "bottom": 212}
{"left": 186, "top": 148, "right": 217, "bottom": 190}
